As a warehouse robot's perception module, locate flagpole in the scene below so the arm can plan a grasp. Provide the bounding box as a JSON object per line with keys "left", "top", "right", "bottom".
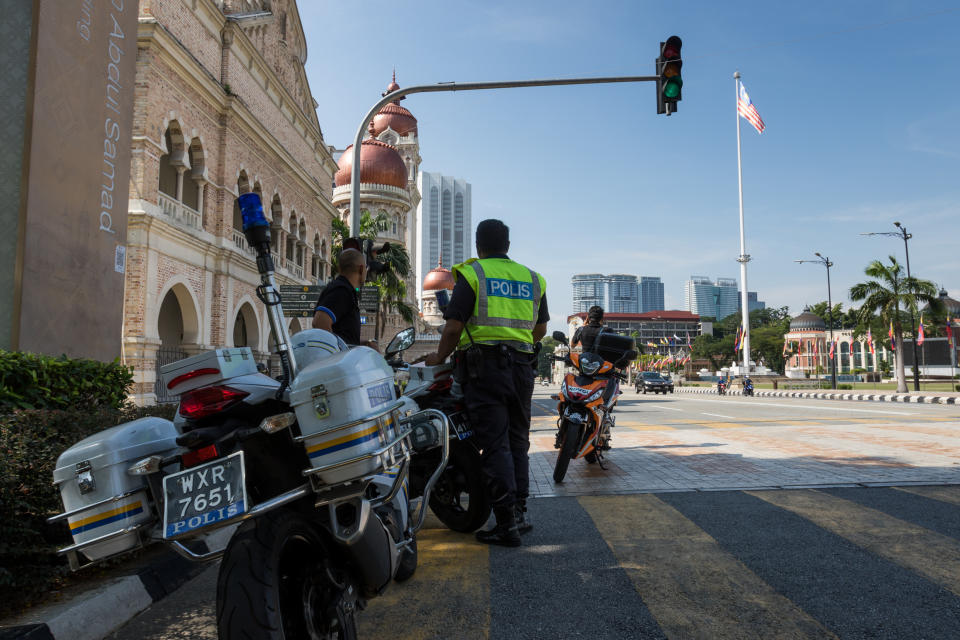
{"left": 734, "top": 71, "right": 751, "bottom": 378}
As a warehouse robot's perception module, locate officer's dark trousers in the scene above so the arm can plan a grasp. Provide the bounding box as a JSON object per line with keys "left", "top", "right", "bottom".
{"left": 463, "top": 352, "right": 535, "bottom": 508}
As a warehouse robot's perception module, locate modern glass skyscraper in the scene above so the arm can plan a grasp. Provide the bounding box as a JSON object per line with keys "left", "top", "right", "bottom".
{"left": 738, "top": 291, "right": 767, "bottom": 313}
{"left": 714, "top": 278, "right": 739, "bottom": 320}
{"left": 684, "top": 276, "right": 739, "bottom": 320}
{"left": 416, "top": 172, "right": 471, "bottom": 303}
{"left": 639, "top": 276, "right": 665, "bottom": 312}
{"left": 572, "top": 274, "right": 607, "bottom": 313}
{"left": 607, "top": 274, "right": 639, "bottom": 313}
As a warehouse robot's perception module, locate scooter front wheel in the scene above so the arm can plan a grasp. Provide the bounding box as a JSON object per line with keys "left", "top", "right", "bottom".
{"left": 216, "top": 509, "right": 358, "bottom": 640}
{"left": 553, "top": 420, "right": 580, "bottom": 483}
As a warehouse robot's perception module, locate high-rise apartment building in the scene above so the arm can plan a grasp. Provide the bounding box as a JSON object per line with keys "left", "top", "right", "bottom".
{"left": 416, "top": 172, "right": 471, "bottom": 304}
{"left": 640, "top": 276, "right": 665, "bottom": 312}
{"left": 572, "top": 274, "right": 607, "bottom": 313}
{"left": 684, "top": 276, "right": 739, "bottom": 320}
{"left": 607, "top": 274, "right": 639, "bottom": 313}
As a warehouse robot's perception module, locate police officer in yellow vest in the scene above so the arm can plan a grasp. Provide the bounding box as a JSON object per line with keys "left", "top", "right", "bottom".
{"left": 423, "top": 219, "right": 548, "bottom": 547}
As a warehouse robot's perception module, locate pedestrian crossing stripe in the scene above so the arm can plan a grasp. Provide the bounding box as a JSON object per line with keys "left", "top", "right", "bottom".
{"left": 359, "top": 486, "right": 960, "bottom": 639}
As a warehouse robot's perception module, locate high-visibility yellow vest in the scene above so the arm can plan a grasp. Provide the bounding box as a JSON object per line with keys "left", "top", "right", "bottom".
{"left": 452, "top": 257, "right": 546, "bottom": 353}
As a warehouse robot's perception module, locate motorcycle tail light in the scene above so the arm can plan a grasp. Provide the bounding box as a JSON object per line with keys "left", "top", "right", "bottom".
{"left": 182, "top": 444, "right": 219, "bottom": 468}
{"left": 428, "top": 378, "right": 452, "bottom": 392}
{"left": 179, "top": 385, "right": 249, "bottom": 419}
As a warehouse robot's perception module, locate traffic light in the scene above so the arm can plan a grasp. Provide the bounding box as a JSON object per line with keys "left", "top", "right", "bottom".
{"left": 656, "top": 35, "right": 682, "bottom": 115}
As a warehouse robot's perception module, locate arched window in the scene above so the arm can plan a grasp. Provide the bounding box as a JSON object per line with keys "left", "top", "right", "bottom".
{"left": 233, "top": 171, "right": 249, "bottom": 230}
{"left": 286, "top": 213, "right": 297, "bottom": 262}
{"left": 454, "top": 192, "right": 464, "bottom": 263}
{"left": 442, "top": 189, "right": 452, "bottom": 268}
{"left": 429, "top": 186, "right": 439, "bottom": 266}
{"left": 183, "top": 137, "right": 204, "bottom": 212}
{"left": 158, "top": 124, "right": 185, "bottom": 198}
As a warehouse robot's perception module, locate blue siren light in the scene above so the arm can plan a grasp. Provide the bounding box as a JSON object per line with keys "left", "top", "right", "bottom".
{"left": 238, "top": 192, "right": 269, "bottom": 231}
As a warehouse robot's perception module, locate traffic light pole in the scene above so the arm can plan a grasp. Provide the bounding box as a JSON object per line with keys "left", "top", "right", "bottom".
{"left": 349, "top": 75, "right": 657, "bottom": 237}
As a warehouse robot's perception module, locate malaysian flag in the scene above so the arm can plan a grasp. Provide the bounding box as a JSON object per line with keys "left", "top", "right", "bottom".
{"left": 737, "top": 83, "right": 765, "bottom": 134}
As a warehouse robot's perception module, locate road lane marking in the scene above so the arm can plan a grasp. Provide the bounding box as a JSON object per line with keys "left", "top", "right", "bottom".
{"left": 702, "top": 412, "right": 736, "bottom": 419}
{"left": 676, "top": 396, "right": 915, "bottom": 416}
{"left": 894, "top": 485, "right": 960, "bottom": 507}
{"left": 648, "top": 404, "right": 684, "bottom": 411}
{"left": 358, "top": 528, "right": 490, "bottom": 639}
{"left": 749, "top": 489, "right": 960, "bottom": 597}
{"left": 580, "top": 495, "right": 837, "bottom": 639}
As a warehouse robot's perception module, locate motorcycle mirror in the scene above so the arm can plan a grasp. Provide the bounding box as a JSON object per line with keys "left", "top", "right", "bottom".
{"left": 552, "top": 331, "right": 568, "bottom": 345}
{"left": 435, "top": 289, "right": 450, "bottom": 312}
{"left": 385, "top": 327, "right": 416, "bottom": 358}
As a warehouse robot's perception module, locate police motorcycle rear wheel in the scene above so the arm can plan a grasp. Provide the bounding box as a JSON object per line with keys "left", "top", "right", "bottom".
{"left": 216, "top": 508, "right": 359, "bottom": 640}
{"left": 428, "top": 441, "right": 489, "bottom": 532}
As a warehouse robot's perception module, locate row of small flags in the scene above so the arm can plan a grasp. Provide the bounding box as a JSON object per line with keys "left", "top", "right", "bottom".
{"left": 644, "top": 333, "right": 695, "bottom": 349}
{"left": 783, "top": 316, "right": 954, "bottom": 357}
{"left": 643, "top": 354, "right": 692, "bottom": 370}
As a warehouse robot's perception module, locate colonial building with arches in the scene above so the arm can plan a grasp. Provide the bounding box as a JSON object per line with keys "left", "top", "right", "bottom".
{"left": 124, "top": 0, "right": 338, "bottom": 403}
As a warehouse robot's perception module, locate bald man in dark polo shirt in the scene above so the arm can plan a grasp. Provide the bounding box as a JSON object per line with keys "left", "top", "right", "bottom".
{"left": 312, "top": 248, "right": 378, "bottom": 350}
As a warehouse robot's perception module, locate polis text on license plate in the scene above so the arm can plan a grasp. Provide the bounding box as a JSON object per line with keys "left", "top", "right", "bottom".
{"left": 163, "top": 451, "right": 246, "bottom": 538}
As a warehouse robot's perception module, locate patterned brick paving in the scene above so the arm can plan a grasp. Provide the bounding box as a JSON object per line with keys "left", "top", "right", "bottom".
{"left": 529, "top": 415, "right": 960, "bottom": 497}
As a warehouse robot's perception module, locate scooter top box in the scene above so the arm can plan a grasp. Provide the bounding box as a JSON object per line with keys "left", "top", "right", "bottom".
{"left": 159, "top": 347, "right": 259, "bottom": 395}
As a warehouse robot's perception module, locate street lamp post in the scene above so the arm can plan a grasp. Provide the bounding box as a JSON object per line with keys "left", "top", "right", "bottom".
{"left": 861, "top": 222, "right": 920, "bottom": 391}
{"left": 347, "top": 75, "right": 658, "bottom": 238}
{"left": 795, "top": 254, "right": 837, "bottom": 390}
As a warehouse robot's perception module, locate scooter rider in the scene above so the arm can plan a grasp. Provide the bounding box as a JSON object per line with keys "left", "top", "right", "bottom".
{"left": 423, "top": 219, "right": 548, "bottom": 547}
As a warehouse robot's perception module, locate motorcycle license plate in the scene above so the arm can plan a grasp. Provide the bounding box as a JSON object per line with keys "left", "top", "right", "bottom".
{"left": 162, "top": 451, "right": 246, "bottom": 539}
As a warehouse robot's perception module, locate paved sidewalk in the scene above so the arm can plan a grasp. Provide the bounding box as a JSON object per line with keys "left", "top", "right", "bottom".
{"left": 677, "top": 385, "right": 960, "bottom": 404}
{"left": 528, "top": 413, "right": 960, "bottom": 498}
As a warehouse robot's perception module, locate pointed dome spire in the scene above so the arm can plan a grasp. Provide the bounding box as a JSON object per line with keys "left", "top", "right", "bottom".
{"left": 373, "top": 71, "right": 417, "bottom": 137}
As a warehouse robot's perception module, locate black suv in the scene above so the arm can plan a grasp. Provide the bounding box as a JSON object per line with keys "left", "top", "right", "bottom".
{"left": 636, "top": 371, "right": 669, "bottom": 394}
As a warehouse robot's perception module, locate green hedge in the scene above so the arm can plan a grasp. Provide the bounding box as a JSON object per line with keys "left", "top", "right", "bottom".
{"left": 0, "top": 350, "right": 134, "bottom": 411}
{"left": 0, "top": 404, "right": 176, "bottom": 617}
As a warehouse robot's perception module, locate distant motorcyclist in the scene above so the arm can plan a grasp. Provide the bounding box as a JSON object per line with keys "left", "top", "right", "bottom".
{"left": 743, "top": 376, "right": 754, "bottom": 396}
{"left": 572, "top": 306, "right": 605, "bottom": 352}
{"left": 717, "top": 378, "right": 726, "bottom": 395}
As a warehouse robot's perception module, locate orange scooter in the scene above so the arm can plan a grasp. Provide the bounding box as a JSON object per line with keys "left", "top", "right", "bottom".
{"left": 549, "top": 331, "right": 637, "bottom": 483}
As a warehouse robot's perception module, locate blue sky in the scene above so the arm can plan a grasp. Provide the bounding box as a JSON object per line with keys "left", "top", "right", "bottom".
{"left": 299, "top": 1, "right": 960, "bottom": 331}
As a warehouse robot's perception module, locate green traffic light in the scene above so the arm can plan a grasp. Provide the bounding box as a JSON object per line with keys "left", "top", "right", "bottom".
{"left": 663, "top": 77, "right": 682, "bottom": 99}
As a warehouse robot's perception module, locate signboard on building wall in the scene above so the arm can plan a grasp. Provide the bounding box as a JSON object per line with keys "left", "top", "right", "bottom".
{"left": 15, "top": 0, "right": 139, "bottom": 361}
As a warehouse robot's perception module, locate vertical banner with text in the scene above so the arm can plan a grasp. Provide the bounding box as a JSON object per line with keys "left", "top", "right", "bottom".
{"left": 17, "top": 0, "right": 138, "bottom": 361}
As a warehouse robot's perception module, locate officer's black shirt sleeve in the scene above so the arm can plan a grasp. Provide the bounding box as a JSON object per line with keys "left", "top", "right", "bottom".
{"left": 314, "top": 276, "right": 361, "bottom": 345}
{"left": 443, "top": 273, "right": 550, "bottom": 325}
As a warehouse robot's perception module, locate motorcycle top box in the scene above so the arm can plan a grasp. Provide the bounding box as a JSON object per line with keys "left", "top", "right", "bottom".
{"left": 586, "top": 332, "right": 636, "bottom": 364}
{"left": 159, "top": 347, "right": 259, "bottom": 395}
{"left": 51, "top": 417, "right": 181, "bottom": 563}
{"left": 289, "top": 346, "right": 405, "bottom": 485}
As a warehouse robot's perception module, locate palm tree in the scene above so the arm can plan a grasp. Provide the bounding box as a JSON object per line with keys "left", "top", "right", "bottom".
{"left": 849, "top": 256, "right": 942, "bottom": 392}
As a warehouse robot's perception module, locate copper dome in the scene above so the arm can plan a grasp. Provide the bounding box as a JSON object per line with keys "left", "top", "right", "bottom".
{"left": 423, "top": 260, "right": 455, "bottom": 291}
{"left": 334, "top": 138, "right": 408, "bottom": 189}
{"left": 372, "top": 102, "right": 417, "bottom": 137}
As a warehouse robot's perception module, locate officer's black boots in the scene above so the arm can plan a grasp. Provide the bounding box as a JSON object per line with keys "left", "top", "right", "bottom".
{"left": 475, "top": 506, "right": 521, "bottom": 547}
{"left": 515, "top": 499, "right": 532, "bottom": 535}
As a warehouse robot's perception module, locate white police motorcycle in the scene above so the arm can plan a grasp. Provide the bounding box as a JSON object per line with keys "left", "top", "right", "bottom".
{"left": 49, "top": 193, "right": 449, "bottom": 639}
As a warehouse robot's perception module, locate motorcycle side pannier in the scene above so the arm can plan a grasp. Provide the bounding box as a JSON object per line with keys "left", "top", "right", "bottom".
{"left": 587, "top": 332, "right": 636, "bottom": 364}
{"left": 52, "top": 418, "right": 181, "bottom": 562}
{"left": 289, "top": 347, "right": 403, "bottom": 485}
